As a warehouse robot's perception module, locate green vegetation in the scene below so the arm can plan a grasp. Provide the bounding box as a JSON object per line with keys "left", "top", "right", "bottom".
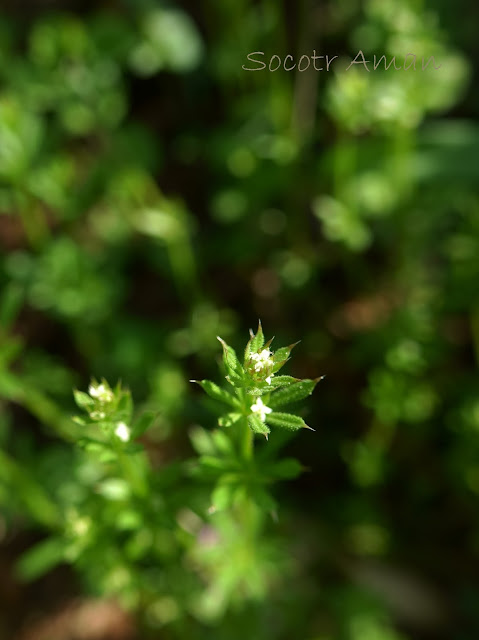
{"left": 0, "top": 0, "right": 478, "bottom": 638}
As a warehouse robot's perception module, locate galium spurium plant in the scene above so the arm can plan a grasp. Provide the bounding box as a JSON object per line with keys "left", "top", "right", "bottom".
{"left": 187, "top": 321, "right": 323, "bottom": 522}
{"left": 191, "top": 320, "right": 322, "bottom": 441}
{"left": 182, "top": 322, "right": 323, "bottom": 618}
{"left": 17, "top": 322, "right": 322, "bottom": 628}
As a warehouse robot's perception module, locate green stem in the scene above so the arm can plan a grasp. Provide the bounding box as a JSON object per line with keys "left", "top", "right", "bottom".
{"left": 237, "top": 387, "right": 254, "bottom": 460}
{"left": 115, "top": 442, "right": 148, "bottom": 499}
{"left": 242, "top": 419, "right": 254, "bottom": 460}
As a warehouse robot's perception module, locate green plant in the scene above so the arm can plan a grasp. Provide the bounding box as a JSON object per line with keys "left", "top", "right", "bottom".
{"left": 1, "top": 1, "right": 476, "bottom": 636}
{"left": 192, "top": 320, "right": 322, "bottom": 440}
{"left": 14, "top": 322, "right": 321, "bottom": 633}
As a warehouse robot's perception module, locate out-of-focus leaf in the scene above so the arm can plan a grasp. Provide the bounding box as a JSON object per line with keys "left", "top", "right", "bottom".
{"left": 16, "top": 537, "right": 66, "bottom": 581}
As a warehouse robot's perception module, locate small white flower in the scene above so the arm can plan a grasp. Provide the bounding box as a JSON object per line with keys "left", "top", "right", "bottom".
{"left": 250, "top": 349, "right": 273, "bottom": 372}
{"left": 250, "top": 397, "right": 273, "bottom": 422}
{"left": 88, "top": 383, "right": 114, "bottom": 404}
{"left": 115, "top": 421, "right": 130, "bottom": 442}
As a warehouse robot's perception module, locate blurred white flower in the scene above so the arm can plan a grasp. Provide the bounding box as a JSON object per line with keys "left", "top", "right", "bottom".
{"left": 115, "top": 421, "right": 130, "bottom": 442}
{"left": 88, "top": 382, "right": 114, "bottom": 404}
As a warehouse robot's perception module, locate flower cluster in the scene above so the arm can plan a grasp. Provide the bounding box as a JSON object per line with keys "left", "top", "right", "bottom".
{"left": 73, "top": 379, "right": 134, "bottom": 444}
{"left": 193, "top": 321, "right": 323, "bottom": 439}
{"left": 247, "top": 348, "right": 274, "bottom": 384}
{"left": 87, "top": 381, "right": 114, "bottom": 420}
{"left": 88, "top": 382, "right": 114, "bottom": 404}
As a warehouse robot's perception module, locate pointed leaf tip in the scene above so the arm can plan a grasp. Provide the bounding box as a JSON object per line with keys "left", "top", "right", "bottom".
{"left": 264, "top": 337, "right": 275, "bottom": 350}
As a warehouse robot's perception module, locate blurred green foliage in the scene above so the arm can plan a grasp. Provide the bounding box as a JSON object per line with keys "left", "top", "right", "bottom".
{"left": 0, "top": 0, "right": 479, "bottom": 638}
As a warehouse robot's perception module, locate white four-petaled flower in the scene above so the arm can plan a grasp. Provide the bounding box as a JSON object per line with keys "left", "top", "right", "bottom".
{"left": 115, "top": 421, "right": 130, "bottom": 442}
{"left": 251, "top": 397, "right": 273, "bottom": 422}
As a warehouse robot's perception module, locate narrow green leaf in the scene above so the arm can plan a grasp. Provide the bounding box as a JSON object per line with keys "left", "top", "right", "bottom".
{"left": 217, "top": 336, "right": 240, "bottom": 369}
{"left": 0, "top": 450, "right": 60, "bottom": 527}
{"left": 124, "top": 443, "right": 144, "bottom": 454}
{"left": 0, "top": 338, "right": 23, "bottom": 368}
{"left": 191, "top": 379, "right": 240, "bottom": 408}
{"left": 199, "top": 456, "right": 234, "bottom": 471}
{"left": 189, "top": 427, "right": 215, "bottom": 456}
{"left": 211, "top": 429, "right": 235, "bottom": 456}
{"left": 245, "top": 375, "right": 298, "bottom": 395}
{"left": 73, "top": 390, "right": 94, "bottom": 410}
{"left": 245, "top": 386, "right": 272, "bottom": 396}
{"left": 272, "top": 348, "right": 289, "bottom": 362}
{"left": 265, "top": 412, "right": 311, "bottom": 431}
{"left": 247, "top": 414, "right": 270, "bottom": 438}
{"left": 264, "top": 336, "right": 274, "bottom": 348}
{"left": 217, "top": 337, "right": 244, "bottom": 383}
{"left": 249, "top": 320, "right": 264, "bottom": 353}
{"left": 269, "top": 377, "right": 324, "bottom": 409}
{"left": 218, "top": 412, "right": 242, "bottom": 427}
{"left": 272, "top": 342, "right": 300, "bottom": 372}
{"left": 273, "top": 342, "right": 300, "bottom": 363}
{"left": 232, "top": 485, "right": 248, "bottom": 508}
{"left": 225, "top": 372, "right": 243, "bottom": 387}
{"left": 253, "top": 489, "right": 277, "bottom": 515}
{"left": 269, "top": 458, "right": 304, "bottom": 479}
{"left": 211, "top": 482, "right": 236, "bottom": 512}
{"left": 77, "top": 437, "right": 111, "bottom": 452}
{"left": 0, "top": 369, "right": 23, "bottom": 399}
{"left": 16, "top": 537, "right": 66, "bottom": 581}
{"left": 244, "top": 333, "right": 254, "bottom": 363}
{"left": 131, "top": 411, "right": 157, "bottom": 438}
{"left": 271, "top": 358, "right": 289, "bottom": 373}
{"left": 116, "top": 391, "right": 133, "bottom": 422}
{"left": 0, "top": 283, "right": 23, "bottom": 330}
{"left": 97, "top": 478, "right": 130, "bottom": 501}
{"left": 268, "top": 375, "right": 298, "bottom": 388}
